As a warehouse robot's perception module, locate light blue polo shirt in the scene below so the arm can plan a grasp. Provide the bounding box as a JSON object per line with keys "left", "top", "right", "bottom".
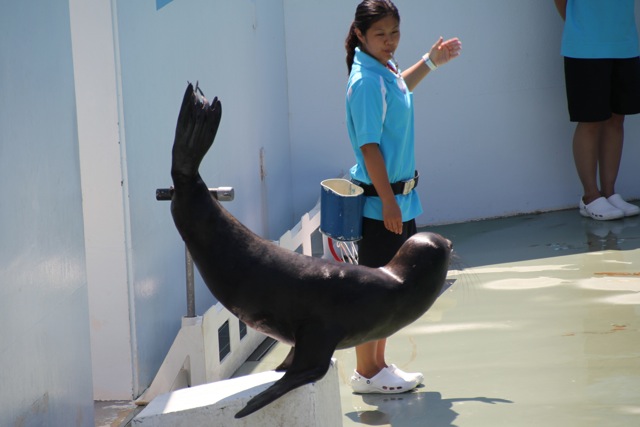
{"left": 346, "top": 47, "right": 423, "bottom": 222}
{"left": 561, "top": 0, "right": 639, "bottom": 58}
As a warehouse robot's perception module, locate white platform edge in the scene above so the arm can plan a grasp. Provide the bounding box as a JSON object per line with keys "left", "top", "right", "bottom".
{"left": 132, "top": 359, "right": 343, "bottom": 427}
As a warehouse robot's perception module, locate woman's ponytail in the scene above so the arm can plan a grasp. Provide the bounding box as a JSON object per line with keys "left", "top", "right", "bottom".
{"left": 345, "top": 23, "right": 360, "bottom": 74}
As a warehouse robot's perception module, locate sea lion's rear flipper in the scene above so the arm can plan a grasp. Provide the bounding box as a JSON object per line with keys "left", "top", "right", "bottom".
{"left": 171, "top": 83, "right": 222, "bottom": 181}
{"left": 234, "top": 326, "right": 341, "bottom": 419}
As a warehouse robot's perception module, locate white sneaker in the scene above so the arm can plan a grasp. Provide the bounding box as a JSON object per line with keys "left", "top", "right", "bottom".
{"left": 350, "top": 368, "right": 419, "bottom": 394}
{"left": 607, "top": 194, "right": 640, "bottom": 217}
{"left": 386, "top": 364, "right": 424, "bottom": 385}
{"left": 579, "top": 197, "right": 624, "bottom": 221}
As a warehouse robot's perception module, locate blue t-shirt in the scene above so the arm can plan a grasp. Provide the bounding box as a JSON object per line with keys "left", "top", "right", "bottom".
{"left": 561, "top": 0, "right": 639, "bottom": 58}
{"left": 346, "top": 48, "right": 423, "bottom": 222}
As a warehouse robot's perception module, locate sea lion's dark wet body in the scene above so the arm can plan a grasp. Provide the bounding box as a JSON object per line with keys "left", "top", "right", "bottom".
{"left": 169, "top": 84, "right": 452, "bottom": 418}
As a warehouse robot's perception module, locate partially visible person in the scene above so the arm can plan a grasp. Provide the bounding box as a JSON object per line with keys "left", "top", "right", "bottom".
{"left": 344, "top": 0, "right": 461, "bottom": 393}
{"left": 554, "top": 0, "right": 640, "bottom": 220}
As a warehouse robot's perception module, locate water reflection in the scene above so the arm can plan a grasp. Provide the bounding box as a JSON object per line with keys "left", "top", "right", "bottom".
{"left": 583, "top": 216, "right": 639, "bottom": 252}
{"left": 345, "top": 391, "right": 512, "bottom": 426}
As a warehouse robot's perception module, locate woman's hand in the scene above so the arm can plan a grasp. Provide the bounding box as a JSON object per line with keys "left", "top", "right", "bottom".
{"left": 402, "top": 36, "right": 461, "bottom": 91}
{"left": 382, "top": 198, "right": 403, "bottom": 235}
{"left": 429, "top": 37, "right": 462, "bottom": 67}
{"left": 360, "top": 143, "right": 403, "bottom": 235}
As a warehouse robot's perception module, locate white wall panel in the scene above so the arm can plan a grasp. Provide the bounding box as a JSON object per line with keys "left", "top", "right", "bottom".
{"left": 69, "top": 0, "right": 134, "bottom": 400}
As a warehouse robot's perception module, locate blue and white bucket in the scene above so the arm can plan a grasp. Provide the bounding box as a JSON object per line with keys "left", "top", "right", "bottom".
{"left": 320, "top": 178, "right": 364, "bottom": 242}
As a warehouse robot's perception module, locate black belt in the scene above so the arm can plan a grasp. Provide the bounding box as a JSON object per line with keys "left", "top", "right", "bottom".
{"left": 354, "top": 171, "right": 419, "bottom": 197}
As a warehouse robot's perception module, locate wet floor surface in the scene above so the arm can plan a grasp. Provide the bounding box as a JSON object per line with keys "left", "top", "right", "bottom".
{"left": 93, "top": 400, "right": 139, "bottom": 427}
{"left": 241, "top": 206, "right": 640, "bottom": 427}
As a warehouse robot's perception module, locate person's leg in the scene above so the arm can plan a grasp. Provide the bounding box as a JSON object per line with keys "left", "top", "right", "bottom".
{"left": 572, "top": 121, "right": 604, "bottom": 205}
{"left": 573, "top": 122, "right": 624, "bottom": 220}
{"left": 352, "top": 218, "right": 420, "bottom": 391}
{"left": 565, "top": 58, "right": 624, "bottom": 220}
{"left": 355, "top": 219, "right": 400, "bottom": 379}
{"left": 355, "top": 340, "right": 385, "bottom": 378}
{"left": 603, "top": 57, "right": 640, "bottom": 217}
{"left": 599, "top": 113, "right": 624, "bottom": 198}
{"left": 354, "top": 218, "right": 392, "bottom": 379}
{"left": 375, "top": 338, "right": 387, "bottom": 365}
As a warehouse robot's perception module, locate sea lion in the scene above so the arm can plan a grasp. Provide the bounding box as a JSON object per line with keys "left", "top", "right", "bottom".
{"left": 169, "top": 83, "right": 452, "bottom": 419}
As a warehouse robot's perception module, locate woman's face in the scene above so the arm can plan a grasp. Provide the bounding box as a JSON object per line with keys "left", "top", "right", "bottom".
{"left": 356, "top": 15, "right": 400, "bottom": 65}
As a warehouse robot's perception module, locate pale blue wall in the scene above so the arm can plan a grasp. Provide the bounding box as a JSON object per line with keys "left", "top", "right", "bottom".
{"left": 0, "top": 1, "right": 94, "bottom": 426}
{"left": 114, "top": 0, "right": 292, "bottom": 390}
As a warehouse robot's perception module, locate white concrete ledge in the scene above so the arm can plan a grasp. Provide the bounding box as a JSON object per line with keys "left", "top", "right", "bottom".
{"left": 132, "top": 359, "right": 342, "bottom": 427}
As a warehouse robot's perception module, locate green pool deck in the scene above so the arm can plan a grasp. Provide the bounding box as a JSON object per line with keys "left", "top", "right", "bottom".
{"left": 235, "top": 205, "right": 640, "bottom": 427}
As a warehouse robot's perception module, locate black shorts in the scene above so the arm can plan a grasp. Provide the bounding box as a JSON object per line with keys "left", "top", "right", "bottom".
{"left": 357, "top": 217, "right": 417, "bottom": 268}
{"left": 563, "top": 56, "right": 640, "bottom": 122}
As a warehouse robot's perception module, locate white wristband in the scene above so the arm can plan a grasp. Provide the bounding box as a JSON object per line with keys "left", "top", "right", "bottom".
{"left": 422, "top": 53, "right": 438, "bottom": 71}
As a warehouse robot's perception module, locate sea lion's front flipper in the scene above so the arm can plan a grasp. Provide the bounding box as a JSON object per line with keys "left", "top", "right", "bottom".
{"left": 234, "top": 325, "right": 342, "bottom": 418}
{"left": 274, "top": 347, "right": 295, "bottom": 372}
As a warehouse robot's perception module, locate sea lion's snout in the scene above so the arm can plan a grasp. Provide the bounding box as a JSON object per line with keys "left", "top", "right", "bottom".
{"left": 429, "top": 232, "right": 453, "bottom": 254}
{"left": 439, "top": 235, "right": 453, "bottom": 252}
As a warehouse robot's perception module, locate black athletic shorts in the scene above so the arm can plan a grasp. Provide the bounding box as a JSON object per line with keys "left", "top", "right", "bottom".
{"left": 563, "top": 56, "right": 640, "bottom": 122}
{"left": 357, "top": 217, "right": 417, "bottom": 268}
